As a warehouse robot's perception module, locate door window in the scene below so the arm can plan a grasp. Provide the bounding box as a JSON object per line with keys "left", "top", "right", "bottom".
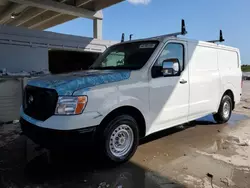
{"left": 155, "top": 43, "right": 184, "bottom": 71}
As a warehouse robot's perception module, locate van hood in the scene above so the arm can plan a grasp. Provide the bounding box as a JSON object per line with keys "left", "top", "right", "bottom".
{"left": 27, "top": 70, "right": 131, "bottom": 95}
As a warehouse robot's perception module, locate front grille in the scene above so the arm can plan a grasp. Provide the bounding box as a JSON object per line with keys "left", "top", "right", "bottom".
{"left": 23, "top": 85, "right": 58, "bottom": 121}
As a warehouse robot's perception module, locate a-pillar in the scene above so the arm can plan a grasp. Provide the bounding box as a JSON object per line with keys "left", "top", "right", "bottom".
{"left": 93, "top": 18, "right": 103, "bottom": 39}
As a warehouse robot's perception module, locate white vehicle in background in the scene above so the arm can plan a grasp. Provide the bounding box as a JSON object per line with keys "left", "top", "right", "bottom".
{"left": 20, "top": 20, "right": 242, "bottom": 164}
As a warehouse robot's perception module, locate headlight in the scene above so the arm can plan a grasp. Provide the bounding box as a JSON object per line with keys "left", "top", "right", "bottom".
{"left": 55, "top": 96, "right": 88, "bottom": 115}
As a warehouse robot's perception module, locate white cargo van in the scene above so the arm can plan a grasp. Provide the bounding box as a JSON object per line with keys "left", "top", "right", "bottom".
{"left": 20, "top": 21, "right": 242, "bottom": 163}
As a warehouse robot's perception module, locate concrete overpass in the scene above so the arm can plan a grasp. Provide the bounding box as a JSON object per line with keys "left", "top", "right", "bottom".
{"left": 0, "top": 0, "right": 124, "bottom": 39}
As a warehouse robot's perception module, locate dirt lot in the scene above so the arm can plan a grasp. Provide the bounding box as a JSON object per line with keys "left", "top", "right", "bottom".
{"left": 1, "top": 82, "right": 250, "bottom": 188}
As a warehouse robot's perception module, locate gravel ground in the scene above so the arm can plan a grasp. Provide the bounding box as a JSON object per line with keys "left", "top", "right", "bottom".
{"left": 1, "top": 82, "right": 250, "bottom": 188}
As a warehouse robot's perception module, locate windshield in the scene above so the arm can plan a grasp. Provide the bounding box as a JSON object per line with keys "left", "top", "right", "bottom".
{"left": 90, "top": 41, "right": 159, "bottom": 70}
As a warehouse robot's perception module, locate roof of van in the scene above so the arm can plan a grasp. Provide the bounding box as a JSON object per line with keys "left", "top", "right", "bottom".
{"left": 150, "top": 35, "right": 239, "bottom": 51}
{"left": 118, "top": 35, "right": 239, "bottom": 52}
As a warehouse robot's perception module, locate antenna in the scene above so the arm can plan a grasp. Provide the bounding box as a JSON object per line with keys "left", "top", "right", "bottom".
{"left": 129, "top": 34, "right": 133, "bottom": 41}
{"left": 149, "top": 19, "right": 188, "bottom": 39}
{"left": 207, "top": 30, "right": 225, "bottom": 43}
{"left": 121, "top": 33, "right": 125, "bottom": 42}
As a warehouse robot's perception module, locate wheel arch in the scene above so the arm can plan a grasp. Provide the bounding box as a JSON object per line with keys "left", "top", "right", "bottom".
{"left": 99, "top": 106, "right": 146, "bottom": 138}
{"left": 214, "top": 89, "right": 234, "bottom": 124}
{"left": 223, "top": 89, "right": 235, "bottom": 110}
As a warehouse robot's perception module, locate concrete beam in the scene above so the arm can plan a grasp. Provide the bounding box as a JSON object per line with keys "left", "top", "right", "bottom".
{"left": 24, "top": 11, "right": 61, "bottom": 28}
{"left": 10, "top": 0, "right": 67, "bottom": 26}
{"left": 0, "top": 2, "right": 27, "bottom": 24}
{"left": 76, "top": 0, "right": 92, "bottom": 7}
{"left": 9, "top": 7, "right": 46, "bottom": 26}
{"left": 94, "top": 0, "right": 124, "bottom": 11}
{"left": 35, "top": 14, "right": 76, "bottom": 30}
{"left": 27, "top": 0, "right": 102, "bottom": 30}
{"left": 8, "top": 0, "right": 103, "bottom": 19}
{"left": 28, "top": 12, "right": 63, "bottom": 29}
{"left": 93, "top": 18, "right": 102, "bottom": 39}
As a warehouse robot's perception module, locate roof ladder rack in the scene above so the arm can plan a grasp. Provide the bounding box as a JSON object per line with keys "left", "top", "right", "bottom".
{"left": 169, "top": 19, "right": 188, "bottom": 37}
{"left": 120, "top": 33, "right": 133, "bottom": 42}
{"left": 151, "top": 19, "right": 188, "bottom": 39}
{"left": 121, "top": 33, "right": 125, "bottom": 42}
{"left": 129, "top": 34, "right": 133, "bottom": 41}
{"left": 121, "top": 19, "right": 187, "bottom": 41}
{"left": 207, "top": 30, "right": 225, "bottom": 43}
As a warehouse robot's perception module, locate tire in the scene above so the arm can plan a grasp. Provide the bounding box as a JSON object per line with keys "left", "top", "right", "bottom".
{"left": 98, "top": 115, "right": 139, "bottom": 164}
{"left": 213, "top": 95, "right": 232, "bottom": 124}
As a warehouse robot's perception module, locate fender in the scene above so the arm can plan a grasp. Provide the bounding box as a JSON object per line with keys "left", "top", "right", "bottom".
{"left": 98, "top": 94, "right": 150, "bottom": 127}
{"left": 73, "top": 82, "right": 149, "bottom": 127}
{"left": 216, "top": 82, "right": 235, "bottom": 110}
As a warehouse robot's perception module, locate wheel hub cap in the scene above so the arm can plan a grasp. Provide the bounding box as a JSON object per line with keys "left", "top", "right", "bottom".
{"left": 109, "top": 124, "right": 134, "bottom": 158}
{"left": 223, "top": 101, "right": 230, "bottom": 119}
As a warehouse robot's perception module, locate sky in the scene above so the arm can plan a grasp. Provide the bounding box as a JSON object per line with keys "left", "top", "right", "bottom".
{"left": 47, "top": 0, "right": 250, "bottom": 64}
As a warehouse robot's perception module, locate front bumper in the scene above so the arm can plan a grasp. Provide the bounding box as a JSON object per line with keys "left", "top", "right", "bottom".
{"left": 20, "top": 118, "right": 97, "bottom": 149}
{"left": 20, "top": 106, "right": 103, "bottom": 130}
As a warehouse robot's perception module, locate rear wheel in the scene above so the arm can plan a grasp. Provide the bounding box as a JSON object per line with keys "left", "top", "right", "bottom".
{"left": 99, "top": 115, "right": 139, "bottom": 164}
{"left": 213, "top": 95, "right": 232, "bottom": 124}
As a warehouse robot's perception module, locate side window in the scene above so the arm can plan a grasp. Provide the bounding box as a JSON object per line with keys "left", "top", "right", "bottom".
{"left": 155, "top": 43, "right": 184, "bottom": 71}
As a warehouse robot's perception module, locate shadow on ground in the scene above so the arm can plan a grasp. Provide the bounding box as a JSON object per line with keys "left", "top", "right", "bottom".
{"left": 0, "top": 136, "right": 184, "bottom": 188}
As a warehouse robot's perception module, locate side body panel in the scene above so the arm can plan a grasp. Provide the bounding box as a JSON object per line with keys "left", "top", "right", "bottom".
{"left": 217, "top": 48, "right": 242, "bottom": 106}
{"left": 188, "top": 42, "right": 221, "bottom": 121}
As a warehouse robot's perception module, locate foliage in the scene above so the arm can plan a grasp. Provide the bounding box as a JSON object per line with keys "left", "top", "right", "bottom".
{"left": 242, "top": 65, "right": 250, "bottom": 72}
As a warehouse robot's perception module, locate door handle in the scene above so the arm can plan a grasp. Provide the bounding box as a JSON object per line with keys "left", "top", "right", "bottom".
{"left": 180, "top": 79, "right": 187, "bottom": 84}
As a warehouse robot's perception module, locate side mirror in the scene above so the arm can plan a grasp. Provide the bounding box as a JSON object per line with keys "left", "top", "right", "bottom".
{"left": 162, "top": 58, "right": 180, "bottom": 77}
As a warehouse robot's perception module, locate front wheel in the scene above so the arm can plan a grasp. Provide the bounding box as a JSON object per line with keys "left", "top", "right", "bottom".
{"left": 99, "top": 115, "right": 139, "bottom": 164}
{"left": 213, "top": 95, "right": 232, "bottom": 124}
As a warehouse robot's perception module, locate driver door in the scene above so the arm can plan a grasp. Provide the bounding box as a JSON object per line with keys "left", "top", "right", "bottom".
{"left": 148, "top": 41, "right": 189, "bottom": 134}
